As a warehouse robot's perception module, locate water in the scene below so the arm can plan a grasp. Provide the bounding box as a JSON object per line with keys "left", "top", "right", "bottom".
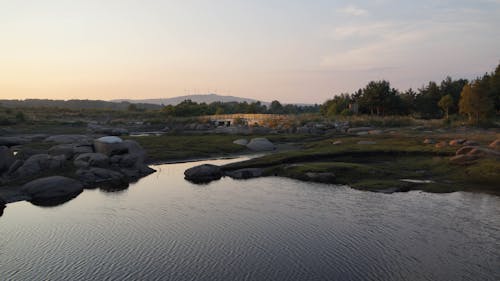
{"left": 1, "top": 157, "right": 499, "bottom": 281}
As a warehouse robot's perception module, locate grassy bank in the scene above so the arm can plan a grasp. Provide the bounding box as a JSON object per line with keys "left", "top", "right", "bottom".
{"left": 221, "top": 132, "right": 500, "bottom": 193}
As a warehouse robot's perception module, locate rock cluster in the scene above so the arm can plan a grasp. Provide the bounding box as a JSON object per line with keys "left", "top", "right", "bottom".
{"left": 0, "top": 135, "right": 155, "bottom": 206}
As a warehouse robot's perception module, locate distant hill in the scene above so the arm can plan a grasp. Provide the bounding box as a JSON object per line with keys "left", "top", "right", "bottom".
{"left": 0, "top": 99, "right": 162, "bottom": 110}
{"left": 113, "top": 94, "right": 270, "bottom": 106}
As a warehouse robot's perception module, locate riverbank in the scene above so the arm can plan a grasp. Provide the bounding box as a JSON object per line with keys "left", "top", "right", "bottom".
{"left": 185, "top": 129, "right": 500, "bottom": 194}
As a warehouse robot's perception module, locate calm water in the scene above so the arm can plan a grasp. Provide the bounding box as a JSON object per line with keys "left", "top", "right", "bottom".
{"left": 1, "top": 157, "right": 499, "bottom": 281}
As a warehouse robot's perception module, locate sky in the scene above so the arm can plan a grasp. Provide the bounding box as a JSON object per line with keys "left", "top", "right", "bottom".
{"left": 0, "top": 0, "right": 499, "bottom": 104}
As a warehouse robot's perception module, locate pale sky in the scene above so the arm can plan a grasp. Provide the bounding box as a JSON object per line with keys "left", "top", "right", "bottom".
{"left": 1, "top": 0, "right": 499, "bottom": 103}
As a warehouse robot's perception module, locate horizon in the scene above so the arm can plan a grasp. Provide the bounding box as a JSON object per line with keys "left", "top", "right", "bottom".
{"left": 1, "top": 1, "right": 499, "bottom": 104}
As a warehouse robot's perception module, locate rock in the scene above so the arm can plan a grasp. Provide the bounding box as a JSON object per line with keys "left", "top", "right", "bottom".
{"left": 48, "top": 144, "right": 75, "bottom": 160}
{"left": 357, "top": 141, "right": 376, "bottom": 145}
{"left": 21, "top": 176, "right": 83, "bottom": 205}
{"left": 74, "top": 153, "right": 109, "bottom": 168}
{"left": 423, "top": 139, "right": 435, "bottom": 144}
{"left": 449, "top": 139, "right": 466, "bottom": 146}
{"left": 332, "top": 141, "right": 342, "bottom": 145}
{"left": 463, "top": 140, "right": 480, "bottom": 146}
{"left": 184, "top": 164, "right": 222, "bottom": 183}
{"left": 12, "top": 154, "right": 65, "bottom": 178}
{"left": 456, "top": 146, "right": 476, "bottom": 156}
{"left": 0, "top": 146, "right": 15, "bottom": 173}
{"left": 347, "top": 127, "right": 373, "bottom": 133}
{"left": 356, "top": 131, "right": 369, "bottom": 136}
{"left": 93, "top": 136, "right": 127, "bottom": 156}
{"left": 76, "top": 168, "right": 126, "bottom": 187}
{"left": 435, "top": 141, "right": 448, "bottom": 148}
{"left": 5, "top": 159, "right": 23, "bottom": 175}
{"left": 304, "top": 172, "right": 336, "bottom": 183}
{"left": 246, "top": 138, "right": 276, "bottom": 151}
{"left": 45, "top": 135, "right": 92, "bottom": 144}
{"left": 233, "top": 139, "right": 249, "bottom": 146}
{"left": 225, "top": 168, "right": 263, "bottom": 179}
{"left": 489, "top": 139, "right": 500, "bottom": 151}
{"left": 0, "top": 137, "right": 28, "bottom": 147}
{"left": 449, "top": 154, "right": 479, "bottom": 165}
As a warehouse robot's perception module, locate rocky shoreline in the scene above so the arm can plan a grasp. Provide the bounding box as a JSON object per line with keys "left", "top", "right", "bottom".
{"left": 0, "top": 135, "right": 155, "bottom": 210}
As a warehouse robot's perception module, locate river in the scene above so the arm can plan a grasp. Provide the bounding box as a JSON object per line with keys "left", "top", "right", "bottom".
{"left": 1, "top": 157, "right": 499, "bottom": 280}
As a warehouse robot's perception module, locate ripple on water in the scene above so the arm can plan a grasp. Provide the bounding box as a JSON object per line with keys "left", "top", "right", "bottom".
{"left": 0, "top": 158, "right": 499, "bottom": 281}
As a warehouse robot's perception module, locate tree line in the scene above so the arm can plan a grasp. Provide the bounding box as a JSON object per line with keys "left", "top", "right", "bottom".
{"left": 161, "top": 100, "right": 320, "bottom": 117}
{"left": 321, "top": 63, "right": 500, "bottom": 122}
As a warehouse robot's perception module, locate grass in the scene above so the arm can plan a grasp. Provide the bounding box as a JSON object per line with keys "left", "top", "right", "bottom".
{"left": 222, "top": 132, "right": 500, "bottom": 194}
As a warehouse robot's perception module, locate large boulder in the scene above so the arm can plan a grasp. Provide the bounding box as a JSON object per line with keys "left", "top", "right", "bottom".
{"left": 0, "top": 146, "right": 15, "bottom": 174}
{"left": 21, "top": 176, "right": 83, "bottom": 204}
{"left": 184, "top": 164, "right": 222, "bottom": 183}
{"left": 48, "top": 143, "right": 94, "bottom": 160}
{"left": 225, "top": 168, "right": 263, "bottom": 180}
{"left": 74, "top": 153, "right": 109, "bottom": 168}
{"left": 76, "top": 168, "right": 126, "bottom": 187}
{"left": 45, "top": 135, "right": 92, "bottom": 144}
{"left": 246, "top": 138, "right": 276, "bottom": 151}
{"left": 93, "top": 136, "right": 127, "bottom": 156}
{"left": 11, "top": 154, "right": 65, "bottom": 178}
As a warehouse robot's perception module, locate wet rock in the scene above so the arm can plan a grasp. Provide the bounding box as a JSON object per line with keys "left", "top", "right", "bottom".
{"left": 76, "top": 168, "right": 126, "bottom": 187}
{"left": 93, "top": 136, "right": 127, "bottom": 156}
{"left": 74, "top": 153, "right": 109, "bottom": 168}
{"left": 21, "top": 176, "right": 83, "bottom": 204}
{"left": 246, "top": 138, "right": 276, "bottom": 151}
{"left": 225, "top": 168, "right": 263, "bottom": 179}
{"left": 184, "top": 164, "right": 222, "bottom": 183}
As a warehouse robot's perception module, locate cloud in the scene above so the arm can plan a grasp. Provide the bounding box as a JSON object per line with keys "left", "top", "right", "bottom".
{"left": 337, "top": 5, "right": 368, "bottom": 16}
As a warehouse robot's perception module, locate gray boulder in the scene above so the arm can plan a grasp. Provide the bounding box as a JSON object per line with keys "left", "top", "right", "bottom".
{"left": 225, "top": 168, "right": 263, "bottom": 179}
{"left": 233, "top": 139, "right": 249, "bottom": 146}
{"left": 246, "top": 138, "right": 276, "bottom": 151}
{"left": 21, "top": 176, "right": 83, "bottom": 203}
{"left": 184, "top": 164, "right": 222, "bottom": 183}
{"left": 94, "top": 136, "right": 127, "bottom": 156}
{"left": 76, "top": 168, "right": 126, "bottom": 187}
{"left": 0, "top": 146, "right": 15, "bottom": 173}
{"left": 12, "top": 154, "right": 65, "bottom": 178}
{"left": 74, "top": 153, "right": 109, "bottom": 168}
{"left": 48, "top": 144, "right": 75, "bottom": 160}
